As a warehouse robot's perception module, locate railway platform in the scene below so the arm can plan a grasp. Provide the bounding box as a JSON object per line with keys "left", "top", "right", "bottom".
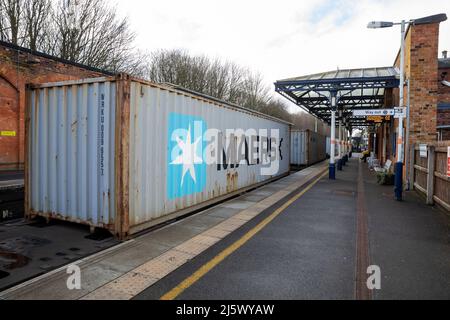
{"left": 1, "top": 158, "right": 449, "bottom": 300}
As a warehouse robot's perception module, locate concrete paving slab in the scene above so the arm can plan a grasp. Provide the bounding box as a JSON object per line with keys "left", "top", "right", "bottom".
{"left": 239, "top": 194, "right": 268, "bottom": 202}
{"left": 249, "top": 189, "right": 275, "bottom": 197}
{"left": 206, "top": 207, "right": 242, "bottom": 219}
{"left": 179, "top": 214, "right": 225, "bottom": 231}
{"left": 94, "top": 241, "right": 171, "bottom": 273}
{"left": 220, "top": 200, "right": 256, "bottom": 210}
{"left": 140, "top": 224, "right": 204, "bottom": 248}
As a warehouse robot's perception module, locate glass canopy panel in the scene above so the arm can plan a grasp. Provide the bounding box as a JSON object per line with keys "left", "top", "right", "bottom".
{"left": 275, "top": 66, "right": 399, "bottom": 124}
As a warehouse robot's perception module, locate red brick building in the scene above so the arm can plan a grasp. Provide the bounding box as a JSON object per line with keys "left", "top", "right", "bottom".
{"left": 371, "top": 18, "right": 449, "bottom": 168}
{"left": 0, "top": 41, "right": 112, "bottom": 171}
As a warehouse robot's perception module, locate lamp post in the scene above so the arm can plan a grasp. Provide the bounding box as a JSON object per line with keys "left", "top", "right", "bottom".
{"left": 367, "top": 19, "right": 407, "bottom": 201}
{"left": 367, "top": 14, "right": 448, "bottom": 201}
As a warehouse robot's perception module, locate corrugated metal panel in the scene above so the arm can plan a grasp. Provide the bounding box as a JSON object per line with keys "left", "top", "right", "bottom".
{"left": 290, "top": 130, "right": 326, "bottom": 166}
{"left": 326, "top": 137, "right": 331, "bottom": 155}
{"left": 128, "top": 81, "right": 290, "bottom": 228}
{"left": 28, "top": 80, "right": 116, "bottom": 228}
{"left": 307, "top": 130, "right": 326, "bottom": 165}
{"left": 290, "top": 130, "right": 307, "bottom": 165}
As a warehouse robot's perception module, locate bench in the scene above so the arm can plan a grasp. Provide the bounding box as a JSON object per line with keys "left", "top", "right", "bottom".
{"left": 374, "top": 159, "right": 392, "bottom": 173}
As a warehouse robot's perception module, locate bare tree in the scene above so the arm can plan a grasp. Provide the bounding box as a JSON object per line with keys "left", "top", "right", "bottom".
{"left": 227, "top": 63, "right": 244, "bottom": 103}
{"left": 0, "top": 0, "right": 23, "bottom": 45}
{"left": 0, "top": 0, "right": 143, "bottom": 74}
{"left": 51, "top": 0, "right": 136, "bottom": 71}
{"left": 146, "top": 49, "right": 294, "bottom": 120}
{"left": 239, "top": 71, "right": 271, "bottom": 109}
{"left": 259, "top": 99, "right": 291, "bottom": 122}
{"left": 23, "top": 0, "right": 51, "bottom": 51}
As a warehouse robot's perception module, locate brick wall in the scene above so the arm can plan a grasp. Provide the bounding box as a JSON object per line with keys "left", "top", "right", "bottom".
{"left": 393, "top": 23, "right": 440, "bottom": 148}
{"left": 390, "top": 22, "right": 445, "bottom": 183}
{"left": 393, "top": 23, "right": 441, "bottom": 145}
{"left": 0, "top": 42, "right": 109, "bottom": 170}
{"left": 407, "top": 23, "right": 440, "bottom": 143}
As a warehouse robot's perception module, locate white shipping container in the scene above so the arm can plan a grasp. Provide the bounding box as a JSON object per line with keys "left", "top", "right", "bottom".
{"left": 290, "top": 130, "right": 308, "bottom": 166}
{"left": 326, "top": 137, "right": 331, "bottom": 156}
{"left": 290, "top": 130, "right": 326, "bottom": 166}
{"left": 26, "top": 75, "right": 290, "bottom": 238}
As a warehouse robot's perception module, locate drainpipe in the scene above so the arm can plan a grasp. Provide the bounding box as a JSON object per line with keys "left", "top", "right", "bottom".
{"left": 405, "top": 78, "right": 411, "bottom": 190}
{"left": 394, "top": 20, "right": 406, "bottom": 201}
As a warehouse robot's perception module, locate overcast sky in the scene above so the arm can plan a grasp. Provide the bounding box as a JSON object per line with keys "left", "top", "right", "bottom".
{"left": 116, "top": 0, "right": 450, "bottom": 111}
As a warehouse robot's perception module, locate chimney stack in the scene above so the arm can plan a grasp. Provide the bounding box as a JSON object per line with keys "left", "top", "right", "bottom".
{"left": 443, "top": 50, "right": 448, "bottom": 59}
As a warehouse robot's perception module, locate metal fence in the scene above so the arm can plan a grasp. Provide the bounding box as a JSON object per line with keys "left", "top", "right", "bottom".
{"left": 410, "top": 141, "right": 450, "bottom": 211}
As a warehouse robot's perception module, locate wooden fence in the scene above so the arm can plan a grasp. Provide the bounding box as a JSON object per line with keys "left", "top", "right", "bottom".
{"left": 410, "top": 141, "right": 450, "bottom": 211}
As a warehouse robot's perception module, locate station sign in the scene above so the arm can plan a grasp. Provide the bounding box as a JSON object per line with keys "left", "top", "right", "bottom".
{"left": 353, "top": 109, "right": 394, "bottom": 116}
{"left": 394, "top": 107, "right": 406, "bottom": 119}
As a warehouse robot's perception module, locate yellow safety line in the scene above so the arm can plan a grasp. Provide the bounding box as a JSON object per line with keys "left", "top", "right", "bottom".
{"left": 160, "top": 170, "right": 328, "bottom": 300}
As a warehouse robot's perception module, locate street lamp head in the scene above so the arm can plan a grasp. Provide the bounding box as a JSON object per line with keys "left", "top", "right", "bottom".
{"left": 367, "top": 21, "right": 394, "bottom": 29}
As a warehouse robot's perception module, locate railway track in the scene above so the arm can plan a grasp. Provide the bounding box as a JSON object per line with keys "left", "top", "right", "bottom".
{"left": 0, "top": 187, "right": 24, "bottom": 223}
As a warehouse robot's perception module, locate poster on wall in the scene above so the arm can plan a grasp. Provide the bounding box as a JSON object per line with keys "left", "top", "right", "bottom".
{"left": 419, "top": 144, "right": 427, "bottom": 158}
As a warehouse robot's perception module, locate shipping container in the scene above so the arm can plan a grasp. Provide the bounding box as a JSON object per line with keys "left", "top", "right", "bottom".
{"left": 326, "top": 137, "right": 331, "bottom": 156}
{"left": 25, "top": 74, "right": 290, "bottom": 238}
{"left": 290, "top": 129, "right": 326, "bottom": 166}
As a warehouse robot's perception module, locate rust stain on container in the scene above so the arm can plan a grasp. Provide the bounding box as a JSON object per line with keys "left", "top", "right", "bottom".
{"left": 226, "top": 171, "right": 239, "bottom": 193}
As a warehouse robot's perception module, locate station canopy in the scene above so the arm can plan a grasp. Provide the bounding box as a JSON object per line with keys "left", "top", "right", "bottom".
{"left": 275, "top": 66, "right": 400, "bottom": 127}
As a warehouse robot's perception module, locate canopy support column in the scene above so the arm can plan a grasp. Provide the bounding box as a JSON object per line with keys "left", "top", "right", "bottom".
{"left": 343, "top": 127, "right": 348, "bottom": 166}
{"left": 329, "top": 92, "right": 337, "bottom": 180}
{"left": 348, "top": 128, "right": 352, "bottom": 158}
{"left": 337, "top": 111, "right": 343, "bottom": 171}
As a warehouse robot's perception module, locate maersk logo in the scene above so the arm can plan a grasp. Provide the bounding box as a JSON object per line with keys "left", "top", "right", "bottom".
{"left": 167, "top": 112, "right": 283, "bottom": 200}
{"left": 167, "top": 113, "right": 207, "bottom": 200}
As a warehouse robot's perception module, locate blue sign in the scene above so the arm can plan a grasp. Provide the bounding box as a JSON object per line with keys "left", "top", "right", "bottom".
{"left": 167, "top": 113, "right": 207, "bottom": 199}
